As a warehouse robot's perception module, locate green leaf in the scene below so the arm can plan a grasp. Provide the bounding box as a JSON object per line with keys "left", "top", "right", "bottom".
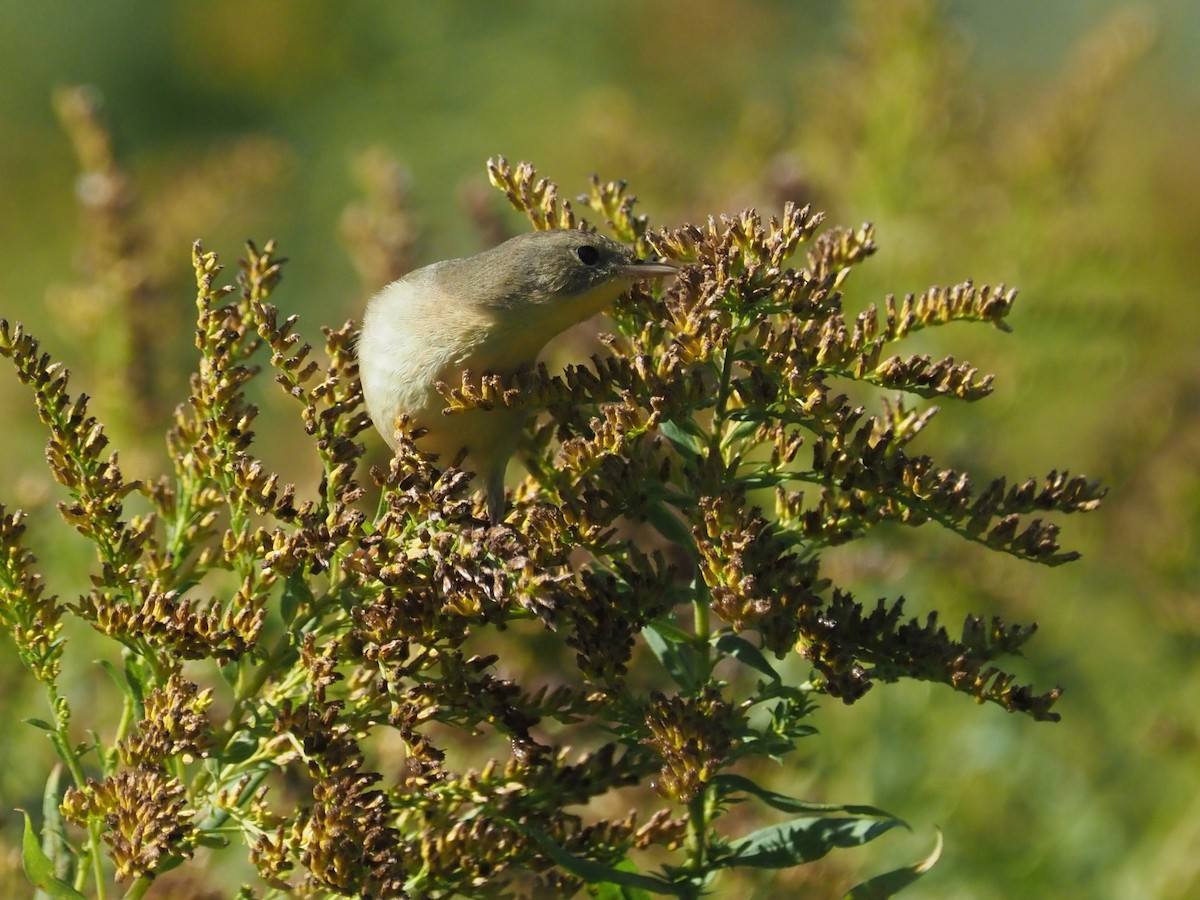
{"left": 645, "top": 499, "right": 697, "bottom": 558}
{"left": 725, "top": 407, "right": 769, "bottom": 422}
{"left": 719, "top": 816, "right": 905, "bottom": 869}
{"left": 659, "top": 419, "right": 706, "bottom": 460}
{"left": 222, "top": 734, "right": 258, "bottom": 764}
{"left": 156, "top": 855, "right": 186, "bottom": 876}
{"left": 22, "top": 717, "right": 55, "bottom": 732}
{"left": 739, "top": 472, "right": 789, "bottom": 489}
{"left": 121, "top": 652, "right": 148, "bottom": 711}
{"left": 712, "top": 634, "right": 782, "bottom": 683}
{"left": 40, "top": 765, "right": 71, "bottom": 885}
{"left": 643, "top": 621, "right": 698, "bottom": 691}
{"left": 280, "top": 569, "right": 313, "bottom": 626}
{"left": 218, "top": 659, "right": 240, "bottom": 687}
{"left": 195, "top": 832, "right": 232, "bottom": 850}
{"left": 644, "top": 618, "right": 692, "bottom": 644}
{"left": 588, "top": 858, "right": 656, "bottom": 899}
{"left": 19, "top": 810, "right": 86, "bottom": 900}
{"left": 510, "top": 822, "right": 684, "bottom": 895}
{"left": 846, "top": 829, "right": 943, "bottom": 899}
{"left": 713, "top": 774, "right": 894, "bottom": 818}
{"left": 722, "top": 418, "right": 761, "bottom": 447}
{"left": 97, "top": 658, "right": 132, "bottom": 700}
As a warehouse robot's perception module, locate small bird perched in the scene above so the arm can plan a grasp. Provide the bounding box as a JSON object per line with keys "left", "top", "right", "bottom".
{"left": 358, "top": 228, "right": 678, "bottom": 521}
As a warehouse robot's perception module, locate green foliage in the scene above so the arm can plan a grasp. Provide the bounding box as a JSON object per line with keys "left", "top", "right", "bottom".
{"left": 0, "top": 144, "right": 1102, "bottom": 897}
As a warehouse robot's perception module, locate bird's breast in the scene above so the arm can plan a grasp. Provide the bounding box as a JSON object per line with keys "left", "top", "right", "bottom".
{"left": 359, "top": 276, "right": 536, "bottom": 453}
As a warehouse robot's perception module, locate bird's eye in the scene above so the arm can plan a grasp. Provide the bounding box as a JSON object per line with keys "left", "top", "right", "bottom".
{"left": 576, "top": 245, "right": 600, "bottom": 266}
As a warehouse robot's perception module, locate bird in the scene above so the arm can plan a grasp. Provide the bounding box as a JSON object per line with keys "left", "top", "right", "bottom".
{"left": 358, "top": 228, "right": 678, "bottom": 521}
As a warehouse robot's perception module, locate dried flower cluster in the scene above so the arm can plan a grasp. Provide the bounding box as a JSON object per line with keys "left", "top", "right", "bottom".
{"left": 60, "top": 768, "right": 198, "bottom": 882}
{"left": 0, "top": 154, "right": 1101, "bottom": 898}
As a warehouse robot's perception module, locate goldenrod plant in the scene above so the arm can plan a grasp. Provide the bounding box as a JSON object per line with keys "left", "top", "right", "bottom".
{"left": 2, "top": 138, "right": 1103, "bottom": 895}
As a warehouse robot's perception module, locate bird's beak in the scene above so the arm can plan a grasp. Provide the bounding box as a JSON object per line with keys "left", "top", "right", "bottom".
{"left": 621, "top": 258, "right": 681, "bottom": 280}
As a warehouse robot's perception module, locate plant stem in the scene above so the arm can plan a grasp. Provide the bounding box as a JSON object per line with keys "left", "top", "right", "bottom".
{"left": 122, "top": 875, "right": 152, "bottom": 899}
{"left": 682, "top": 784, "right": 712, "bottom": 900}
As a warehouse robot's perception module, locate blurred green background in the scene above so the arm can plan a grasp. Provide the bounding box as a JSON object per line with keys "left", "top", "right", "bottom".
{"left": 2, "top": 1, "right": 1198, "bottom": 897}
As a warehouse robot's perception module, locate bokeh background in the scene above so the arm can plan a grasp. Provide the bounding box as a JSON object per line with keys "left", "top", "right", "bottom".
{"left": 2, "top": 1, "right": 1198, "bottom": 897}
